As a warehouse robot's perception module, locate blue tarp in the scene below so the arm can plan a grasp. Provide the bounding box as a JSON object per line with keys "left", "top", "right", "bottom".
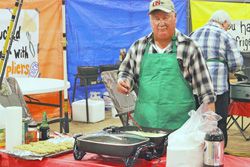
{"left": 66, "top": 0, "right": 188, "bottom": 101}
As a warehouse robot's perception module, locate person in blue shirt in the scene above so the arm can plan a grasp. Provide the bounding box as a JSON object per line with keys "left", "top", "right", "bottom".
{"left": 190, "top": 10, "right": 243, "bottom": 148}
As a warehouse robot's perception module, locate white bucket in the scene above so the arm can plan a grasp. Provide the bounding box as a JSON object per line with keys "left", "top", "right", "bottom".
{"left": 72, "top": 99, "right": 105, "bottom": 123}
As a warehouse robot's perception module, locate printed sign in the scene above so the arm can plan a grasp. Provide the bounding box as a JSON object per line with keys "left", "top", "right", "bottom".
{"left": 0, "top": 9, "right": 39, "bottom": 77}
{"left": 228, "top": 20, "right": 250, "bottom": 52}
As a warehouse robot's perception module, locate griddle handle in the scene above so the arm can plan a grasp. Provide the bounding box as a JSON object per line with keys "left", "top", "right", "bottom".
{"left": 73, "top": 133, "right": 83, "bottom": 139}
{"left": 103, "top": 126, "right": 120, "bottom": 133}
{"left": 125, "top": 142, "right": 156, "bottom": 167}
{"left": 161, "top": 137, "right": 168, "bottom": 155}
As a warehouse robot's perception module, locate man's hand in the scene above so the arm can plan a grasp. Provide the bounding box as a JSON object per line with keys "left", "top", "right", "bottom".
{"left": 207, "top": 102, "right": 215, "bottom": 112}
{"left": 117, "top": 80, "right": 130, "bottom": 95}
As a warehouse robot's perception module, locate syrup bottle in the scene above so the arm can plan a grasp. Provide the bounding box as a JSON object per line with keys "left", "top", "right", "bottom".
{"left": 39, "top": 112, "right": 50, "bottom": 140}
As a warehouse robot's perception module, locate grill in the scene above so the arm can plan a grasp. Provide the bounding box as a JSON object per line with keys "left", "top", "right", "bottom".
{"left": 73, "top": 126, "right": 172, "bottom": 167}
{"left": 230, "top": 52, "right": 250, "bottom": 101}
{"left": 230, "top": 81, "right": 250, "bottom": 101}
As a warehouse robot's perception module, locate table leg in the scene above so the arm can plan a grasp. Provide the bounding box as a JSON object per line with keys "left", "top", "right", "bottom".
{"left": 59, "top": 91, "right": 63, "bottom": 133}
{"left": 72, "top": 76, "right": 78, "bottom": 102}
{"left": 84, "top": 82, "right": 89, "bottom": 123}
{"left": 63, "top": 98, "right": 69, "bottom": 133}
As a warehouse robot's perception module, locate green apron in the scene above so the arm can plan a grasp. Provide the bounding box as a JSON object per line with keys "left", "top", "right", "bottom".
{"left": 134, "top": 37, "right": 195, "bottom": 130}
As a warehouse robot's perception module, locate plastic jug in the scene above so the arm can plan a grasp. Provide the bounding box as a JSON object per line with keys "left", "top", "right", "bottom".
{"left": 0, "top": 105, "right": 6, "bottom": 149}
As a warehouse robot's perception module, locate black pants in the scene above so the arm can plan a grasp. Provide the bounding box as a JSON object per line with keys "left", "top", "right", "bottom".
{"left": 194, "top": 91, "right": 229, "bottom": 148}
{"left": 215, "top": 91, "right": 229, "bottom": 148}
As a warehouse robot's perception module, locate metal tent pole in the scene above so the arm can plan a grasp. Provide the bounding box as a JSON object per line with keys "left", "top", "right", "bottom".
{"left": 62, "top": 0, "right": 69, "bottom": 133}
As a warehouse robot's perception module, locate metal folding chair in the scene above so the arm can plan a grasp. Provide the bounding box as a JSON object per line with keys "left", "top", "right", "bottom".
{"left": 227, "top": 101, "right": 250, "bottom": 141}
{"left": 101, "top": 70, "right": 137, "bottom": 126}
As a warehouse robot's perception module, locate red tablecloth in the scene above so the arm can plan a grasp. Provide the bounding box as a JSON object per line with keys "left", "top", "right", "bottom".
{"left": 229, "top": 101, "right": 250, "bottom": 117}
{"left": 1, "top": 152, "right": 250, "bottom": 167}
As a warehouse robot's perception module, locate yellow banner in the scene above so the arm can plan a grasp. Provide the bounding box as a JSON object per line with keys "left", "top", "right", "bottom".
{"left": 190, "top": 0, "right": 250, "bottom": 31}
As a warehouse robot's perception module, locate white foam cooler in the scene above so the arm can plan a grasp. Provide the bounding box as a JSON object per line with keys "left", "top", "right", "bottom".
{"left": 72, "top": 99, "right": 105, "bottom": 123}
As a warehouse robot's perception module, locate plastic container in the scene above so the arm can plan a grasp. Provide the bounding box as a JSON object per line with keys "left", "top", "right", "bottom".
{"left": 0, "top": 106, "right": 5, "bottom": 149}
{"left": 26, "top": 123, "right": 38, "bottom": 144}
{"left": 5, "top": 107, "right": 22, "bottom": 152}
{"left": 0, "top": 123, "right": 5, "bottom": 149}
{"left": 103, "top": 91, "right": 112, "bottom": 111}
{"left": 72, "top": 99, "right": 105, "bottom": 123}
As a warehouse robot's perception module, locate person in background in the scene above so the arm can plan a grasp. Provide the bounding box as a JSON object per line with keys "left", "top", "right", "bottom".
{"left": 190, "top": 10, "right": 243, "bottom": 147}
{"left": 117, "top": 0, "right": 216, "bottom": 131}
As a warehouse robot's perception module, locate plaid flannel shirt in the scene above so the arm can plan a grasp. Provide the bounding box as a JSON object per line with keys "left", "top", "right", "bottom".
{"left": 190, "top": 22, "right": 243, "bottom": 95}
{"left": 118, "top": 29, "right": 216, "bottom": 104}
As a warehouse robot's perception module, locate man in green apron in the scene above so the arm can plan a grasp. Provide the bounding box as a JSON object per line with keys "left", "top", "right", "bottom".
{"left": 117, "top": 0, "right": 216, "bottom": 130}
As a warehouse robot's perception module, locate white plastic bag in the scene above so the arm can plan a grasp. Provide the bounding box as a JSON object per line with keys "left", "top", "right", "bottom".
{"left": 166, "top": 104, "right": 221, "bottom": 167}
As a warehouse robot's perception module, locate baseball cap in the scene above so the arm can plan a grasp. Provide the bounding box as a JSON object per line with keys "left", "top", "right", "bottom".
{"left": 149, "top": 0, "right": 175, "bottom": 14}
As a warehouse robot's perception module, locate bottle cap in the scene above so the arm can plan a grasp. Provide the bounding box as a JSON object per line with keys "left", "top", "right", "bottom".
{"left": 205, "top": 128, "right": 224, "bottom": 141}
{"left": 28, "top": 121, "right": 38, "bottom": 128}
